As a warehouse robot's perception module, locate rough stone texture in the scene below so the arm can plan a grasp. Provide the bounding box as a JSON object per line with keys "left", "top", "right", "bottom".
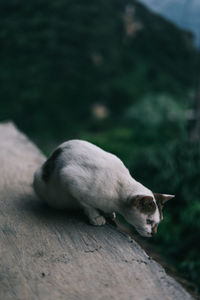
{"left": 0, "top": 122, "right": 194, "bottom": 300}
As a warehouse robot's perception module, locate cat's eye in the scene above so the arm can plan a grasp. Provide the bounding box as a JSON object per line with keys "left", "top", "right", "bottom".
{"left": 147, "top": 219, "right": 153, "bottom": 225}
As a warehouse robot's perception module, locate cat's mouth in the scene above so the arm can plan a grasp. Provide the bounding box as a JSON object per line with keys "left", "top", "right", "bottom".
{"left": 113, "top": 213, "right": 153, "bottom": 238}
{"left": 134, "top": 226, "right": 152, "bottom": 238}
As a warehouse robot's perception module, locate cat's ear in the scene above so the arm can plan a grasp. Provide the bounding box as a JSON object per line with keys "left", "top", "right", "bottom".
{"left": 128, "top": 195, "right": 156, "bottom": 214}
{"left": 154, "top": 193, "right": 175, "bottom": 205}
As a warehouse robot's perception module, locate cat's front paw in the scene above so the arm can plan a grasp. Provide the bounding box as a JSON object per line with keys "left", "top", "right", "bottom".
{"left": 90, "top": 215, "right": 106, "bottom": 226}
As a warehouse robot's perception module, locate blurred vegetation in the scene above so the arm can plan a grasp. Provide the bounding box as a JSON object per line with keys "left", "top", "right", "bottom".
{"left": 0, "top": 0, "right": 200, "bottom": 291}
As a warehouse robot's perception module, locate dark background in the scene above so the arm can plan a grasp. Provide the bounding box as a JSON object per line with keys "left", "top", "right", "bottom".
{"left": 1, "top": 0, "right": 200, "bottom": 292}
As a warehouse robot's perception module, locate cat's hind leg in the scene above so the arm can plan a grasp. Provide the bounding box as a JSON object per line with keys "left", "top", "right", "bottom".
{"left": 82, "top": 204, "right": 106, "bottom": 226}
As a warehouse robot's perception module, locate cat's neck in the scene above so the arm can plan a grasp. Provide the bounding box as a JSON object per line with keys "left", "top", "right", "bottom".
{"left": 119, "top": 173, "right": 153, "bottom": 202}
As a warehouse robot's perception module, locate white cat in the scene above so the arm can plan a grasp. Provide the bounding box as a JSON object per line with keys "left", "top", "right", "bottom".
{"left": 33, "top": 140, "right": 174, "bottom": 237}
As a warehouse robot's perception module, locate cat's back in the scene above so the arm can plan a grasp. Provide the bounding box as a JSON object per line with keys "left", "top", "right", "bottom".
{"left": 59, "top": 139, "right": 125, "bottom": 170}
{"left": 60, "top": 139, "right": 111, "bottom": 158}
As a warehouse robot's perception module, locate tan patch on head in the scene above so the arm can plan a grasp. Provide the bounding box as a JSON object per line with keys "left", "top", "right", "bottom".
{"left": 134, "top": 196, "right": 156, "bottom": 214}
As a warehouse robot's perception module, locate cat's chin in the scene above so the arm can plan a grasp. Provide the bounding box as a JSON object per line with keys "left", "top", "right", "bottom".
{"left": 136, "top": 230, "right": 152, "bottom": 238}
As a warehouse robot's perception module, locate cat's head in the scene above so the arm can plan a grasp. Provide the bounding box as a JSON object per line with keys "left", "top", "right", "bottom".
{"left": 120, "top": 193, "right": 174, "bottom": 237}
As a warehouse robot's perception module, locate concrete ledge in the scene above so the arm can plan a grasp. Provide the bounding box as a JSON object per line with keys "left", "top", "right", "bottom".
{"left": 0, "top": 122, "right": 194, "bottom": 300}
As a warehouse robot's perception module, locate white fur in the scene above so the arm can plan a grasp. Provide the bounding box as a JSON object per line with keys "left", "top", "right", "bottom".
{"left": 33, "top": 140, "right": 162, "bottom": 237}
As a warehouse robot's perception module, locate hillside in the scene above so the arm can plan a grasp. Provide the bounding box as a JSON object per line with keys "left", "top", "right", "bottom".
{"left": 0, "top": 0, "right": 198, "bottom": 140}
